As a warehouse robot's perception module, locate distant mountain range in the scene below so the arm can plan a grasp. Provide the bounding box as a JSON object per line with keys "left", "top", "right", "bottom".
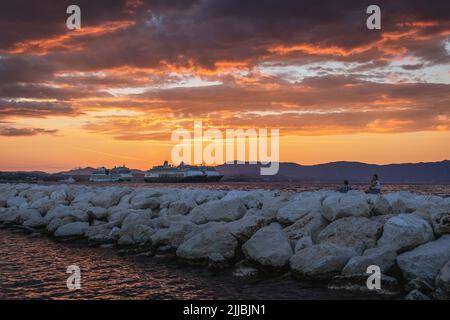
{"left": 216, "top": 160, "right": 450, "bottom": 183}
{"left": 1, "top": 160, "right": 449, "bottom": 184}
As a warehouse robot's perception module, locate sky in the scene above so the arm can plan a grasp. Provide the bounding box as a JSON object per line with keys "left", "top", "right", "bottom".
{"left": 0, "top": 0, "right": 449, "bottom": 172}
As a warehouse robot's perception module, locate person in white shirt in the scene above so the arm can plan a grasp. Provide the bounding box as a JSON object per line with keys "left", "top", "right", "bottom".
{"left": 366, "top": 174, "right": 381, "bottom": 194}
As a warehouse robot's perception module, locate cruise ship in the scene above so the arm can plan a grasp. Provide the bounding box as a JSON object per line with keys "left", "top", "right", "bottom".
{"left": 89, "top": 167, "right": 113, "bottom": 182}
{"left": 110, "top": 165, "right": 133, "bottom": 182}
{"left": 89, "top": 165, "right": 133, "bottom": 182}
{"left": 144, "top": 161, "right": 223, "bottom": 183}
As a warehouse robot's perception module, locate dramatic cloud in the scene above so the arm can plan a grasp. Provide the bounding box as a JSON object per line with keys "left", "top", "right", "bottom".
{"left": 0, "top": 126, "right": 59, "bottom": 137}
{"left": 0, "top": 0, "right": 448, "bottom": 142}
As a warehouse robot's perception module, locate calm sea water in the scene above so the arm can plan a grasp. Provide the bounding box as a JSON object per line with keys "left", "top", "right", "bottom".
{"left": 0, "top": 228, "right": 379, "bottom": 300}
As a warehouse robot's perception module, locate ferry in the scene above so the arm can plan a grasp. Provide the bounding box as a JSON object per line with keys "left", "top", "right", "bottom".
{"left": 110, "top": 165, "right": 133, "bottom": 182}
{"left": 144, "top": 161, "right": 223, "bottom": 183}
{"left": 89, "top": 165, "right": 133, "bottom": 182}
{"left": 89, "top": 167, "right": 113, "bottom": 182}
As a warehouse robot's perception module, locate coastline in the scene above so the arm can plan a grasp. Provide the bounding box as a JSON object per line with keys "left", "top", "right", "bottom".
{"left": 1, "top": 182, "right": 449, "bottom": 299}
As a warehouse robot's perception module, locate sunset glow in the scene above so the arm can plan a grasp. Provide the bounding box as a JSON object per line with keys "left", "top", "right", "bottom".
{"left": 0, "top": 0, "right": 449, "bottom": 172}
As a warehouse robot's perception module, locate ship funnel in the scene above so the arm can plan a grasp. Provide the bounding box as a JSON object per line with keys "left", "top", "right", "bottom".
{"left": 163, "top": 160, "right": 169, "bottom": 167}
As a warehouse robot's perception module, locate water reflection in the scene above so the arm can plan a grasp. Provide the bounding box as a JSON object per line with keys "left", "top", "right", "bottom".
{"left": 0, "top": 228, "right": 378, "bottom": 300}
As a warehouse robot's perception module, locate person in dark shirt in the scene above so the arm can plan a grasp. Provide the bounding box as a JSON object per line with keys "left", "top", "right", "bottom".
{"left": 339, "top": 180, "right": 352, "bottom": 193}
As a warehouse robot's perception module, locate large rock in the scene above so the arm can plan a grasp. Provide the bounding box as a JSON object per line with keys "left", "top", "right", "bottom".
{"left": 29, "top": 197, "right": 55, "bottom": 215}
{"left": 429, "top": 211, "right": 450, "bottom": 236}
{"left": 342, "top": 246, "right": 397, "bottom": 275}
{"left": 176, "top": 223, "right": 238, "bottom": 261}
{"left": 368, "top": 195, "right": 393, "bottom": 216}
{"left": 86, "top": 206, "right": 109, "bottom": 220}
{"left": 290, "top": 243, "right": 357, "bottom": 281}
{"left": 167, "top": 199, "right": 196, "bottom": 216}
{"left": 384, "top": 192, "right": 423, "bottom": 214}
{"left": 317, "top": 217, "right": 383, "bottom": 254}
{"left": 50, "top": 189, "right": 68, "bottom": 204}
{"left": 0, "top": 208, "right": 43, "bottom": 225}
{"left": 397, "top": 235, "right": 450, "bottom": 283}
{"left": 226, "top": 208, "right": 274, "bottom": 241}
{"left": 150, "top": 221, "right": 199, "bottom": 247}
{"left": 90, "top": 188, "right": 130, "bottom": 208}
{"left": 118, "top": 210, "right": 155, "bottom": 244}
{"left": 377, "top": 214, "right": 434, "bottom": 253}
{"left": 130, "top": 191, "right": 161, "bottom": 210}
{"left": 23, "top": 215, "right": 47, "bottom": 228}
{"left": 85, "top": 222, "right": 119, "bottom": 242}
{"left": 221, "top": 190, "right": 269, "bottom": 209}
{"left": 242, "top": 223, "right": 293, "bottom": 268}
{"left": 283, "top": 211, "right": 328, "bottom": 243}
{"left": 193, "top": 190, "right": 225, "bottom": 205}
{"left": 189, "top": 199, "right": 246, "bottom": 224}
{"left": 0, "top": 188, "right": 18, "bottom": 207}
{"left": 321, "top": 194, "right": 370, "bottom": 221}
{"left": 276, "top": 197, "right": 322, "bottom": 224}
{"left": 6, "top": 196, "right": 28, "bottom": 209}
{"left": 45, "top": 205, "right": 88, "bottom": 222}
{"left": 54, "top": 222, "right": 89, "bottom": 237}
{"left": 435, "top": 260, "right": 450, "bottom": 295}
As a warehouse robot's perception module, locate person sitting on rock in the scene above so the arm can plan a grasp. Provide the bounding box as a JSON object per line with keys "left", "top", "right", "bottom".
{"left": 338, "top": 180, "right": 352, "bottom": 193}
{"left": 366, "top": 174, "right": 381, "bottom": 194}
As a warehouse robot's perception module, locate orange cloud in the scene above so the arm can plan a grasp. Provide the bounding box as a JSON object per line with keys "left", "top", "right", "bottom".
{"left": 6, "top": 21, "right": 135, "bottom": 55}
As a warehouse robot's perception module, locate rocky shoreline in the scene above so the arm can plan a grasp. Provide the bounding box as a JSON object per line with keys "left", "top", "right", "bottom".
{"left": 1, "top": 183, "right": 450, "bottom": 300}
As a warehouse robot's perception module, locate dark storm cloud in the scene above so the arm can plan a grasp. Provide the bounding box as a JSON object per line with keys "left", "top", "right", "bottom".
{"left": 0, "top": 0, "right": 448, "bottom": 135}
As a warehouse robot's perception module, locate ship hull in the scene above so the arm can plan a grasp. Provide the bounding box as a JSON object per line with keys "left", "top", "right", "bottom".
{"left": 144, "top": 175, "right": 223, "bottom": 183}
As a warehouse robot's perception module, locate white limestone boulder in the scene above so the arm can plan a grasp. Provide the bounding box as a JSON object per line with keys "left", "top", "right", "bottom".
{"left": 429, "top": 211, "right": 450, "bottom": 236}
{"left": 290, "top": 243, "right": 357, "bottom": 281}
{"left": 85, "top": 221, "right": 119, "bottom": 242}
{"left": 294, "top": 236, "right": 313, "bottom": 252}
{"left": 6, "top": 196, "right": 28, "bottom": 209}
{"left": 176, "top": 222, "right": 238, "bottom": 261}
{"left": 435, "top": 260, "right": 450, "bottom": 296}
{"left": 321, "top": 194, "right": 370, "bottom": 221}
{"left": 226, "top": 208, "right": 273, "bottom": 241}
{"left": 118, "top": 210, "right": 155, "bottom": 244}
{"left": 377, "top": 214, "right": 434, "bottom": 253}
{"left": 342, "top": 246, "right": 397, "bottom": 275}
{"left": 45, "top": 205, "right": 88, "bottom": 222}
{"left": 167, "top": 199, "right": 197, "bottom": 216}
{"left": 50, "top": 189, "right": 68, "bottom": 204}
{"left": 130, "top": 190, "right": 162, "bottom": 210}
{"left": 86, "top": 206, "right": 109, "bottom": 220}
{"left": 242, "top": 223, "right": 293, "bottom": 268}
{"left": 397, "top": 235, "right": 450, "bottom": 283}
{"left": 150, "top": 221, "right": 199, "bottom": 248}
{"left": 29, "top": 197, "right": 55, "bottom": 215}
{"left": 90, "top": 188, "right": 131, "bottom": 208}
{"left": 189, "top": 198, "right": 246, "bottom": 224}
{"left": 54, "top": 221, "right": 89, "bottom": 237}
{"left": 368, "top": 195, "right": 393, "bottom": 216}
{"left": 276, "top": 196, "right": 322, "bottom": 224}
{"left": 317, "top": 217, "right": 383, "bottom": 254}
{"left": 283, "top": 211, "right": 329, "bottom": 243}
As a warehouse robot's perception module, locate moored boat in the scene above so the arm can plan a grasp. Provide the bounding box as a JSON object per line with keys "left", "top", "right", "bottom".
{"left": 144, "top": 161, "right": 223, "bottom": 183}
{"left": 89, "top": 167, "right": 113, "bottom": 182}
{"left": 110, "top": 165, "right": 133, "bottom": 182}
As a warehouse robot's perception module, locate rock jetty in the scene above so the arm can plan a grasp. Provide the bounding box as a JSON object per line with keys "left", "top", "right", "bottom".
{"left": 1, "top": 183, "right": 450, "bottom": 299}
